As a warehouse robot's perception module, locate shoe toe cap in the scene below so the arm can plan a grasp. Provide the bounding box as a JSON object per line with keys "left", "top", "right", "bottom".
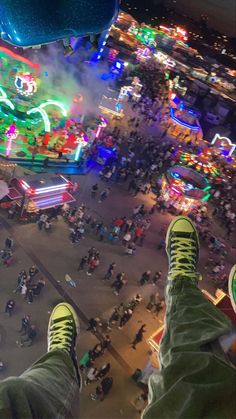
{"left": 171, "top": 217, "right": 195, "bottom": 234}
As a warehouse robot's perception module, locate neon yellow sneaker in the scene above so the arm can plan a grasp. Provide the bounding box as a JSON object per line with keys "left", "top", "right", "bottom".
{"left": 48, "top": 303, "right": 81, "bottom": 387}
{"left": 166, "top": 216, "right": 200, "bottom": 281}
{"left": 228, "top": 265, "right": 236, "bottom": 314}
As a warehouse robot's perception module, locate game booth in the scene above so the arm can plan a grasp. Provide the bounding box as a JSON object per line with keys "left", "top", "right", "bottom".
{"left": 2, "top": 174, "right": 75, "bottom": 218}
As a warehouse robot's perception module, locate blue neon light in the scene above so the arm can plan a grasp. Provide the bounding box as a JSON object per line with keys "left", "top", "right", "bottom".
{"left": 170, "top": 108, "right": 199, "bottom": 131}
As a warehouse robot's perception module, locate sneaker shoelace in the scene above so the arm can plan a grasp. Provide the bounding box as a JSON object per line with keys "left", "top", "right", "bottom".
{"left": 49, "top": 318, "right": 74, "bottom": 353}
{"left": 169, "top": 236, "right": 198, "bottom": 278}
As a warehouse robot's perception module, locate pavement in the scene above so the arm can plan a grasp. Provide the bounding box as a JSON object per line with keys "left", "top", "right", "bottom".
{"left": 0, "top": 163, "right": 234, "bottom": 418}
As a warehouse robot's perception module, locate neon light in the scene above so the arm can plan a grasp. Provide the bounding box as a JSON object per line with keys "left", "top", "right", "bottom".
{"left": 159, "top": 25, "right": 170, "bottom": 32}
{"left": 0, "top": 97, "right": 15, "bottom": 110}
{"left": 95, "top": 126, "right": 102, "bottom": 138}
{"left": 171, "top": 187, "right": 182, "bottom": 194}
{"left": 211, "top": 134, "right": 236, "bottom": 156}
{"left": 5, "top": 124, "right": 18, "bottom": 157}
{"left": 34, "top": 185, "right": 68, "bottom": 194}
{"left": 95, "top": 116, "right": 108, "bottom": 138}
{"left": 0, "top": 87, "right": 15, "bottom": 110}
{"left": 35, "top": 196, "right": 66, "bottom": 206}
{"left": 201, "top": 193, "right": 211, "bottom": 202}
{"left": 75, "top": 144, "right": 82, "bottom": 161}
{"left": 27, "top": 108, "right": 51, "bottom": 132}
{"left": 20, "top": 180, "right": 30, "bottom": 189}
{"left": 14, "top": 73, "right": 37, "bottom": 97}
{"left": 39, "top": 101, "right": 67, "bottom": 118}
{"left": 0, "top": 46, "right": 40, "bottom": 75}
{"left": 170, "top": 108, "right": 199, "bottom": 131}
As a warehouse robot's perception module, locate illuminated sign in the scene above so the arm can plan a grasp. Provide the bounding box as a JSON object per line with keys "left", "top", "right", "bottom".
{"left": 211, "top": 134, "right": 236, "bottom": 156}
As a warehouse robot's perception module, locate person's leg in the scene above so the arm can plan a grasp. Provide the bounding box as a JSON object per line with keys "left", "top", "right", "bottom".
{"left": 143, "top": 216, "right": 236, "bottom": 419}
{"left": 0, "top": 303, "right": 81, "bottom": 418}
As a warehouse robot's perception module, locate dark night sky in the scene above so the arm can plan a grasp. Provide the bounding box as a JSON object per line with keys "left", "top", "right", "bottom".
{"left": 121, "top": 0, "right": 236, "bottom": 37}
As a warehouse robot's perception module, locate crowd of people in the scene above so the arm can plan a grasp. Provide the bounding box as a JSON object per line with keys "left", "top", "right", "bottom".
{"left": 1, "top": 54, "right": 235, "bottom": 414}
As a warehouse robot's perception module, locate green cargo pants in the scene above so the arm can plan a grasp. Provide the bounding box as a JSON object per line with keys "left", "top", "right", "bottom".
{"left": 0, "top": 350, "right": 79, "bottom": 418}
{"left": 143, "top": 278, "right": 236, "bottom": 419}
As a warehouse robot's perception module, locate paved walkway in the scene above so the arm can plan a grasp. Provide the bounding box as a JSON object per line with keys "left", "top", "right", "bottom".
{"left": 0, "top": 167, "right": 233, "bottom": 418}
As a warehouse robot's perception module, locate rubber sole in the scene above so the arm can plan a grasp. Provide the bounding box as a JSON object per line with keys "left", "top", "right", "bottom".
{"left": 228, "top": 265, "right": 236, "bottom": 314}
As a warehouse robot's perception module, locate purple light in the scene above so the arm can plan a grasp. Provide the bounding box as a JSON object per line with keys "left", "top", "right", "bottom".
{"left": 170, "top": 108, "right": 199, "bottom": 131}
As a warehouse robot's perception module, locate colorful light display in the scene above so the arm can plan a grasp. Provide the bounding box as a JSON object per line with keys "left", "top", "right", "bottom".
{"left": 15, "top": 73, "right": 37, "bottom": 97}
{"left": 0, "top": 46, "right": 74, "bottom": 161}
{"left": 170, "top": 107, "right": 200, "bottom": 131}
{"left": 5, "top": 123, "right": 19, "bottom": 157}
{"left": 136, "top": 47, "right": 151, "bottom": 62}
{"left": 161, "top": 165, "right": 211, "bottom": 212}
{"left": 179, "top": 151, "right": 220, "bottom": 177}
{"left": 211, "top": 134, "right": 236, "bottom": 157}
{"left": 95, "top": 116, "right": 108, "bottom": 139}
{"left": 133, "top": 26, "right": 158, "bottom": 47}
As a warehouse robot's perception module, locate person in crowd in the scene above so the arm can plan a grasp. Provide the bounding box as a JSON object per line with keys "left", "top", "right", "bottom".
{"left": 146, "top": 292, "right": 162, "bottom": 313}
{"left": 112, "top": 272, "right": 126, "bottom": 295}
{"left": 98, "top": 187, "right": 111, "bottom": 203}
{"left": 101, "top": 335, "right": 111, "bottom": 352}
{"left": 19, "top": 315, "right": 31, "bottom": 334}
{"left": 85, "top": 367, "right": 98, "bottom": 386}
{"left": 4, "top": 237, "right": 13, "bottom": 251}
{"left": 131, "top": 324, "right": 146, "bottom": 349}
{"left": 78, "top": 255, "right": 88, "bottom": 271}
{"left": 28, "top": 265, "right": 39, "bottom": 280}
{"left": 100, "top": 377, "right": 113, "bottom": 401}
{"left": 65, "top": 274, "right": 77, "bottom": 288}
{"left": 5, "top": 299, "right": 15, "bottom": 316}
{"left": 91, "top": 183, "right": 98, "bottom": 198}
{"left": 17, "top": 325, "right": 37, "bottom": 347}
{"left": 140, "top": 270, "right": 151, "bottom": 286}
{"left": 152, "top": 271, "right": 162, "bottom": 286}
{"left": 90, "top": 384, "right": 104, "bottom": 401}
{"left": 97, "top": 363, "right": 111, "bottom": 380}
{"left": 122, "top": 231, "right": 132, "bottom": 246}
{"left": 87, "top": 318, "right": 98, "bottom": 333}
{"left": 14, "top": 270, "right": 27, "bottom": 293}
{"left": 103, "top": 263, "right": 116, "bottom": 280}
{"left": 87, "top": 257, "right": 100, "bottom": 276}
{"left": 118, "top": 308, "right": 133, "bottom": 329}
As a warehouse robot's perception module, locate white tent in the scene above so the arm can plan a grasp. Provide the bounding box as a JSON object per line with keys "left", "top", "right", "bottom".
{"left": 0, "top": 180, "right": 9, "bottom": 200}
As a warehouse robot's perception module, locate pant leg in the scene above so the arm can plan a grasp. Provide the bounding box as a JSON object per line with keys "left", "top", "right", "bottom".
{"left": 0, "top": 349, "right": 79, "bottom": 419}
{"left": 143, "top": 277, "right": 236, "bottom": 419}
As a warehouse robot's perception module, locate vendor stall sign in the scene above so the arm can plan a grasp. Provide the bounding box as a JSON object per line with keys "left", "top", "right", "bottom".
{"left": 211, "top": 134, "right": 236, "bottom": 156}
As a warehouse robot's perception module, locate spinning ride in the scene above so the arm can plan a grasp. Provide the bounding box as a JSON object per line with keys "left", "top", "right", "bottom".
{"left": 0, "top": 46, "right": 89, "bottom": 161}
{"left": 161, "top": 165, "right": 212, "bottom": 212}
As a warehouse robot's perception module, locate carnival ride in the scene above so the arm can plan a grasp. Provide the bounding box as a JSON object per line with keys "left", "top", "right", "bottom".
{"left": 161, "top": 165, "right": 212, "bottom": 212}
{"left": 0, "top": 46, "right": 92, "bottom": 166}
{"left": 177, "top": 150, "right": 221, "bottom": 179}
{"left": 0, "top": 0, "right": 119, "bottom": 48}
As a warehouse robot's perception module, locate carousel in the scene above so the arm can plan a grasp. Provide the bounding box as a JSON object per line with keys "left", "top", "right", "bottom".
{"left": 160, "top": 165, "right": 212, "bottom": 212}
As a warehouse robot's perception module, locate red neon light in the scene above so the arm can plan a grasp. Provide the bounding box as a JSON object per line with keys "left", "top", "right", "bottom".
{"left": 0, "top": 47, "right": 40, "bottom": 76}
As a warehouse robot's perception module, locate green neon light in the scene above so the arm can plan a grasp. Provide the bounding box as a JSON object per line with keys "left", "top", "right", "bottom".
{"left": 27, "top": 107, "right": 51, "bottom": 132}
{"left": 201, "top": 193, "right": 211, "bottom": 202}
{"left": 0, "top": 98, "right": 15, "bottom": 110}
{"left": 203, "top": 185, "right": 211, "bottom": 191}
{"left": 74, "top": 144, "right": 82, "bottom": 161}
{"left": 0, "top": 86, "right": 15, "bottom": 110}
{"left": 39, "top": 100, "right": 67, "bottom": 117}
